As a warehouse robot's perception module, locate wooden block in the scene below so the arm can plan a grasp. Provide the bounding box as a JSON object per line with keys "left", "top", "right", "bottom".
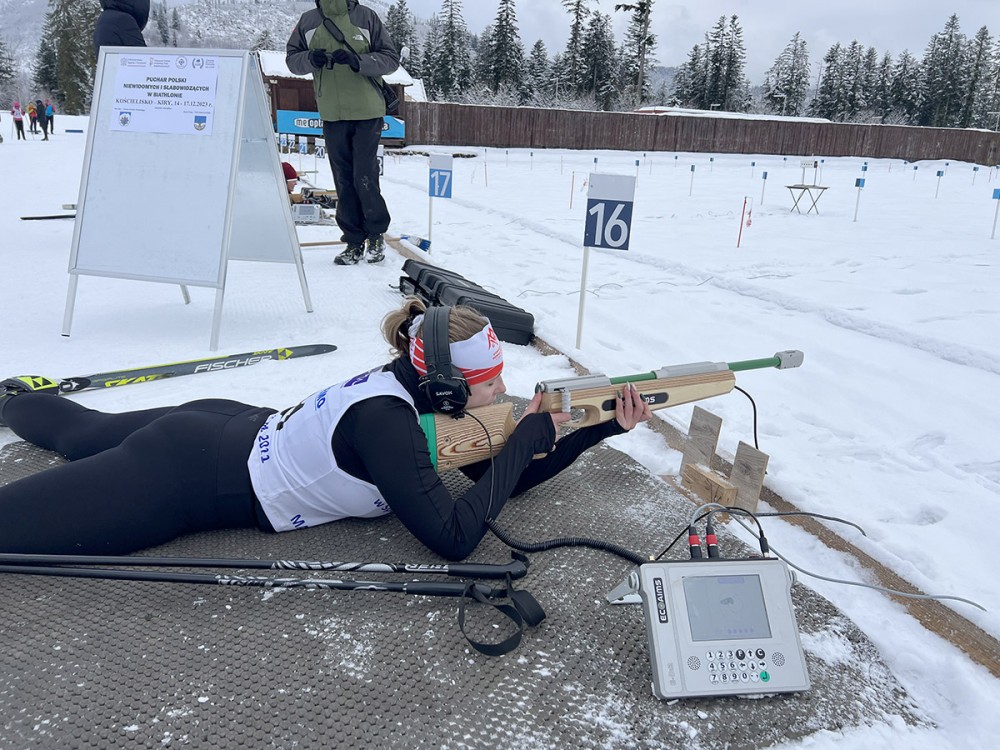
{"left": 681, "top": 406, "right": 723, "bottom": 472}
{"left": 728, "top": 441, "right": 769, "bottom": 514}
{"left": 681, "top": 463, "right": 737, "bottom": 506}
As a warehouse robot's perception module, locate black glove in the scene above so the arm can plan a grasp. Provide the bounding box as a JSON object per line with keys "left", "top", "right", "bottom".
{"left": 308, "top": 49, "right": 330, "bottom": 69}
{"left": 329, "top": 48, "right": 361, "bottom": 71}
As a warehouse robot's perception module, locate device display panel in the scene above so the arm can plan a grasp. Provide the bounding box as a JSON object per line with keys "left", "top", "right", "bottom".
{"left": 682, "top": 574, "right": 772, "bottom": 641}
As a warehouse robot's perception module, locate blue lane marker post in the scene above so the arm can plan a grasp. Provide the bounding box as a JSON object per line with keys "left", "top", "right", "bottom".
{"left": 689, "top": 164, "right": 696, "bottom": 196}
{"left": 427, "top": 153, "right": 454, "bottom": 248}
{"left": 761, "top": 170, "right": 768, "bottom": 204}
{"left": 935, "top": 169, "right": 944, "bottom": 198}
{"left": 854, "top": 177, "right": 865, "bottom": 222}
{"left": 992, "top": 188, "right": 1000, "bottom": 240}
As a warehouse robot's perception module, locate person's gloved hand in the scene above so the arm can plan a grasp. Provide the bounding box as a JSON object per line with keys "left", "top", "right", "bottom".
{"left": 308, "top": 49, "right": 330, "bottom": 69}
{"left": 329, "top": 49, "right": 361, "bottom": 71}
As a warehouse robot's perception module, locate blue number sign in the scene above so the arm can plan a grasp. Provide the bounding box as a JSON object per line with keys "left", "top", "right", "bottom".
{"left": 429, "top": 154, "right": 454, "bottom": 199}
{"left": 583, "top": 173, "right": 636, "bottom": 251}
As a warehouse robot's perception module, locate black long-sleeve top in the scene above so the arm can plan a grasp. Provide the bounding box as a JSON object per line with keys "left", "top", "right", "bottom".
{"left": 329, "top": 358, "right": 625, "bottom": 560}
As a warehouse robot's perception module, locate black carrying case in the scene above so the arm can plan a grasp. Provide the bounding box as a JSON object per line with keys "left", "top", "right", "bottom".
{"left": 436, "top": 283, "right": 535, "bottom": 345}
{"left": 398, "top": 260, "right": 535, "bottom": 345}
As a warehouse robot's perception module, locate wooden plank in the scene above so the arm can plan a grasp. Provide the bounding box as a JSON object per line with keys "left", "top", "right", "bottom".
{"left": 681, "top": 405, "right": 723, "bottom": 472}
{"left": 681, "top": 463, "right": 737, "bottom": 506}
{"left": 728, "top": 441, "right": 769, "bottom": 514}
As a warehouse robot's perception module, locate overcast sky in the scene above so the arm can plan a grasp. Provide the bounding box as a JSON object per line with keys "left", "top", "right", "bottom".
{"left": 404, "top": 0, "right": 997, "bottom": 81}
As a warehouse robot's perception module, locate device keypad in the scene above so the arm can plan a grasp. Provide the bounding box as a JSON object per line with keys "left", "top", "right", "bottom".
{"left": 703, "top": 647, "right": 774, "bottom": 684}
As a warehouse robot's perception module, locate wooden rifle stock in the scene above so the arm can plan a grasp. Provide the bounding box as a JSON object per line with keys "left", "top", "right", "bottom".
{"left": 421, "top": 351, "right": 803, "bottom": 472}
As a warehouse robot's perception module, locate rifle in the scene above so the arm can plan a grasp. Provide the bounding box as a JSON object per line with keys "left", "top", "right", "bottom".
{"left": 421, "top": 351, "right": 803, "bottom": 471}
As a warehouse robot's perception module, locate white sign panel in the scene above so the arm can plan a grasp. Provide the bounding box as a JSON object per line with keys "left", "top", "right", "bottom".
{"left": 111, "top": 53, "right": 219, "bottom": 135}
{"left": 584, "top": 173, "right": 637, "bottom": 250}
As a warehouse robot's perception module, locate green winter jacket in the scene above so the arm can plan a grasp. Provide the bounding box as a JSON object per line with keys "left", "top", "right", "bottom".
{"left": 285, "top": 0, "right": 400, "bottom": 122}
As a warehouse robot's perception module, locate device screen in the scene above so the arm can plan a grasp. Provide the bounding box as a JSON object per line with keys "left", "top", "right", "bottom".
{"left": 682, "top": 574, "right": 772, "bottom": 641}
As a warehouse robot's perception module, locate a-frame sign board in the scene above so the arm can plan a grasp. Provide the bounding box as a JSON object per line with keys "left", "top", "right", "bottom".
{"left": 63, "top": 47, "right": 312, "bottom": 350}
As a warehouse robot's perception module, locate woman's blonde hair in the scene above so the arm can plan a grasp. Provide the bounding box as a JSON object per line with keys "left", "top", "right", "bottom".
{"left": 381, "top": 296, "right": 490, "bottom": 359}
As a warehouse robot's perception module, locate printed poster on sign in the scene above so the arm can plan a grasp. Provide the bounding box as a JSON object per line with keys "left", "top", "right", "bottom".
{"left": 110, "top": 54, "right": 219, "bottom": 135}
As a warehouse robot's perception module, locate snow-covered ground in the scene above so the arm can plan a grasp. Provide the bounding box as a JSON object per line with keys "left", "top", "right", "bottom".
{"left": 1, "top": 114, "right": 998, "bottom": 746}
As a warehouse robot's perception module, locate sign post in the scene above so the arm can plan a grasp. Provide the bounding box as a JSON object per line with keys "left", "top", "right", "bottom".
{"left": 935, "top": 169, "right": 944, "bottom": 198}
{"left": 577, "top": 173, "right": 636, "bottom": 348}
{"left": 853, "top": 178, "right": 865, "bottom": 222}
{"left": 689, "top": 164, "right": 696, "bottom": 196}
{"left": 64, "top": 47, "right": 312, "bottom": 350}
{"left": 427, "top": 153, "right": 454, "bottom": 248}
{"left": 760, "top": 171, "right": 768, "bottom": 204}
{"left": 992, "top": 188, "right": 1000, "bottom": 240}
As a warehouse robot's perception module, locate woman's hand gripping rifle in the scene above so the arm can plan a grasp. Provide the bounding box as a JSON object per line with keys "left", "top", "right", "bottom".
{"left": 420, "top": 351, "right": 804, "bottom": 472}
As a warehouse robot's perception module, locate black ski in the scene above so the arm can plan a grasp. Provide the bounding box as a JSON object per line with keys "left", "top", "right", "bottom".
{"left": 20, "top": 214, "right": 76, "bottom": 221}
{"left": 53, "top": 344, "right": 337, "bottom": 393}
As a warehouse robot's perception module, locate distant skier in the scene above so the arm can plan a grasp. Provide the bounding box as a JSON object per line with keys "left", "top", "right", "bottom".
{"left": 10, "top": 102, "right": 25, "bottom": 140}
{"left": 93, "top": 0, "right": 150, "bottom": 59}
{"left": 34, "top": 99, "right": 48, "bottom": 141}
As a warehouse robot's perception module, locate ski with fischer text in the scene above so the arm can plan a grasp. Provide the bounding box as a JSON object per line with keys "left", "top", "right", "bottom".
{"left": 52, "top": 344, "right": 337, "bottom": 393}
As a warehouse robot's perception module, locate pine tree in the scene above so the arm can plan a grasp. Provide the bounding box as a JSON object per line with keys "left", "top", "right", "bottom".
{"left": 251, "top": 29, "right": 278, "bottom": 52}
{"left": 386, "top": 0, "right": 416, "bottom": 59}
{"left": 433, "top": 0, "right": 474, "bottom": 101}
{"left": 171, "top": 8, "right": 181, "bottom": 47}
{"left": 524, "top": 39, "right": 550, "bottom": 104}
{"left": 0, "top": 37, "right": 15, "bottom": 93}
{"left": 961, "top": 26, "right": 993, "bottom": 128}
{"left": 561, "top": 0, "right": 591, "bottom": 95}
{"left": 762, "top": 32, "right": 809, "bottom": 115}
{"left": 672, "top": 44, "right": 704, "bottom": 108}
{"left": 841, "top": 41, "right": 865, "bottom": 120}
{"left": 154, "top": 1, "right": 171, "bottom": 46}
{"left": 873, "top": 52, "right": 894, "bottom": 123}
{"left": 919, "top": 14, "right": 968, "bottom": 127}
{"left": 890, "top": 50, "right": 923, "bottom": 124}
{"left": 813, "top": 43, "right": 849, "bottom": 120}
{"left": 421, "top": 14, "right": 441, "bottom": 98}
{"left": 615, "top": 1, "right": 656, "bottom": 107}
{"left": 702, "top": 15, "right": 749, "bottom": 111}
{"left": 485, "top": 0, "right": 525, "bottom": 97}
{"left": 579, "top": 12, "right": 617, "bottom": 109}
{"left": 39, "top": 0, "right": 102, "bottom": 115}
{"left": 983, "top": 39, "right": 1000, "bottom": 130}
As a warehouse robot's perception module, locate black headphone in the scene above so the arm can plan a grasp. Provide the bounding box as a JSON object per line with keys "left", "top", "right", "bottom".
{"left": 419, "top": 306, "right": 470, "bottom": 415}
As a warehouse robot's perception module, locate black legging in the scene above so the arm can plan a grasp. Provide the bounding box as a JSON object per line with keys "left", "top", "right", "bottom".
{"left": 0, "top": 394, "right": 275, "bottom": 554}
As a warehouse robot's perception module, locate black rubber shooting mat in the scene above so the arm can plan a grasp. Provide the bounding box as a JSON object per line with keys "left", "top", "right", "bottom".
{"left": 0, "top": 433, "right": 921, "bottom": 749}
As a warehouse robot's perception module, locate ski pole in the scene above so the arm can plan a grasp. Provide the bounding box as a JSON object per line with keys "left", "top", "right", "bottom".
{"left": 0, "top": 563, "right": 504, "bottom": 598}
{"left": 0, "top": 552, "right": 528, "bottom": 580}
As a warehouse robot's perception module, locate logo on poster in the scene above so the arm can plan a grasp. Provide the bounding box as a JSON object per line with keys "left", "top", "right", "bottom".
{"left": 193, "top": 57, "right": 205, "bottom": 69}
{"left": 193, "top": 115, "right": 207, "bottom": 131}
{"left": 118, "top": 111, "right": 132, "bottom": 127}
{"left": 175, "top": 56, "right": 188, "bottom": 69}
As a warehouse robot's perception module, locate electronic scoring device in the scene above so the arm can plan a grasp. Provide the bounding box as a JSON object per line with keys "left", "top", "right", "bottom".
{"left": 615, "top": 558, "right": 811, "bottom": 700}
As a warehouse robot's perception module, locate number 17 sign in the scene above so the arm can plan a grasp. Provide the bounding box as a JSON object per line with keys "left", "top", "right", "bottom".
{"left": 576, "top": 172, "right": 637, "bottom": 348}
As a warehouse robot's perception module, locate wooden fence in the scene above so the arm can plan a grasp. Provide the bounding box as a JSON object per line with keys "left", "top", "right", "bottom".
{"left": 403, "top": 102, "right": 1000, "bottom": 165}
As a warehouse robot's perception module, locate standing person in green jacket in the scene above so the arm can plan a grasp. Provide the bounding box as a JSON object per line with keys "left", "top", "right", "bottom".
{"left": 286, "top": 0, "right": 399, "bottom": 266}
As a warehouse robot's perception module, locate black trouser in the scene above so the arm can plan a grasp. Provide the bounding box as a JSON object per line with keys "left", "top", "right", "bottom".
{"left": 0, "top": 394, "right": 275, "bottom": 554}
{"left": 29, "top": 116, "right": 37, "bottom": 133}
{"left": 14, "top": 120, "right": 24, "bottom": 140}
{"left": 323, "top": 118, "right": 390, "bottom": 245}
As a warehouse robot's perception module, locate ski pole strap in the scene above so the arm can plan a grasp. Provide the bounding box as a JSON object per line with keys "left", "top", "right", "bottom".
{"left": 456, "top": 574, "right": 546, "bottom": 657}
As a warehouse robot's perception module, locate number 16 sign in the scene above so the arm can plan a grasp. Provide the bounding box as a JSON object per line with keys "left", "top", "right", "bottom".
{"left": 577, "top": 173, "right": 637, "bottom": 347}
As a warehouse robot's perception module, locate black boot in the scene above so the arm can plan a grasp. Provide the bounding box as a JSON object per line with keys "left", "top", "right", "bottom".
{"left": 0, "top": 376, "right": 60, "bottom": 427}
{"left": 334, "top": 243, "right": 365, "bottom": 265}
{"left": 365, "top": 234, "right": 385, "bottom": 263}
